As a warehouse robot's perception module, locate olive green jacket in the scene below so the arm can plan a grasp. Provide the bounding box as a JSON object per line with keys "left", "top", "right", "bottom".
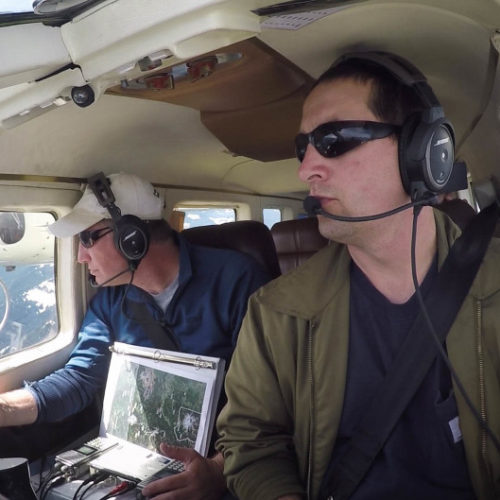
{"left": 217, "top": 210, "right": 500, "bottom": 500}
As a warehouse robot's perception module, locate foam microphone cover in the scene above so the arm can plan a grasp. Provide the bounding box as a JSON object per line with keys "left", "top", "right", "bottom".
{"left": 303, "top": 196, "right": 321, "bottom": 216}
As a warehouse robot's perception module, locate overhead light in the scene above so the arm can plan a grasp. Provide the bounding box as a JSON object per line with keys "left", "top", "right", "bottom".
{"left": 121, "top": 53, "right": 242, "bottom": 91}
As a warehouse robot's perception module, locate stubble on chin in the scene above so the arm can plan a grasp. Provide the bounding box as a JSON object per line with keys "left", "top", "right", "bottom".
{"left": 317, "top": 216, "right": 356, "bottom": 244}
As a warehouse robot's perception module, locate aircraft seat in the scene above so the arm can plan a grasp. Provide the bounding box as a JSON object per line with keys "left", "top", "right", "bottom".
{"left": 271, "top": 217, "right": 329, "bottom": 275}
{"left": 182, "top": 220, "right": 281, "bottom": 279}
{"left": 435, "top": 198, "right": 477, "bottom": 229}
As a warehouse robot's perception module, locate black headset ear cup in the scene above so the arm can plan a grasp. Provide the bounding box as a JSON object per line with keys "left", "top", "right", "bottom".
{"left": 398, "top": 113, "right": 420, "bottom": 195}
{"left": 422, "top": 120, "right": 455, "bottom": 191}
{"left": 398, "top": 113, "right": 455, "bottom": 198}
{"left": 113, "top": 215, "right": 150, "bottom": 264}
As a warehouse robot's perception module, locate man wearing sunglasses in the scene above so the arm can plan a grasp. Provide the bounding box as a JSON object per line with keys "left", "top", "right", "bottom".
{"left": 217, "top": 53, "right": 500, "bottom": 499}
{"left": 0, "top": 172, "right": 270, "bottom": 500}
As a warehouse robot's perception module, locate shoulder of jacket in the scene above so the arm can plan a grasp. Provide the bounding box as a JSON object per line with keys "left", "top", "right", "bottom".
{"left": 252, "top": 242, "right": 350, "bottom": 318}
{"left": 435, "top": 207, "right": 500, "bottom": 299}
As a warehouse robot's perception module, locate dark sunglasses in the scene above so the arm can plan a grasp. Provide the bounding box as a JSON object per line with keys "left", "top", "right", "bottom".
{"left": 295, "top": 120, "right": 399, "bottom": 162}
{"left": 79, "top": 227, "right": 113, "bottom": 249}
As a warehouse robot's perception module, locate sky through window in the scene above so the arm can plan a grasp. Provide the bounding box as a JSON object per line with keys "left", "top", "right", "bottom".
{"left": 0, "top": 0, "right": 34, "bottom": 14}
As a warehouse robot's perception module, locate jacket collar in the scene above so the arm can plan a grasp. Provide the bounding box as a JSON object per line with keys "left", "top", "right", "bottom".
{"left": 258, "top": 209, "right": 499, "bottom": 318}
{"left": 255, "top": 241, "right": 351, "bottom": 320}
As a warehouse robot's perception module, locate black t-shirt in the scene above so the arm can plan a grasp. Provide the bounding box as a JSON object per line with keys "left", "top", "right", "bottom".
{"left": 319, "top": 258, "right": 476, "bottom": 500}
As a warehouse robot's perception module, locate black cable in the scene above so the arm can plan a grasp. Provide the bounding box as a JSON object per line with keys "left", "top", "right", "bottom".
{"left": 35, "top": 455, "right": 48, "bottom": 493}
{"left": 75, "top": 471, "right": 110, "bottom": 500}
{"left": 72, "top": 472, "right": 97, "bottom": 500}
{"left": 38, "top": 465, "right": 63, "bottom": 498}
{"left": 73, "top": 479, "right": 88, "bottom": 500}
{"left": 39, "top": 471, "right": 66, "bottom": 500}
{"left": 78, "top": 482, "right": 98, "bottom": 499}
{"left": 36, "top": 456, "right": 55, "bottom": 493}
{"left": 410, "top": 206, "right": 500, "bottom": 453}
{"left": 72, "top": 471, "right": 110, "bottom": 500}
{"left": 119, "top": 270, "right": 135, "bottom": 320}
{"left": 119, "top": 269, "right": 157, "bottom": 325}
{"left": 119, "top": 270, "right": 180, "bottom": 349}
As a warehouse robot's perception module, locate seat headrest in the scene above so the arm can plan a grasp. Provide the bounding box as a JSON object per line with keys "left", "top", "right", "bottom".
{"left": 435, "top": 198, "right": 476, "bottom": 229}
{"left": 271, "top": 217, "right": 328, "bottom": 274}
{"left": 182, "top": 220, "right": 281, "bottom": 279}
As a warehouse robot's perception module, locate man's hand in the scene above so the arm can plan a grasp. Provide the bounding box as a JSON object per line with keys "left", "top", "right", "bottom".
{"left": 141, "top": 444, "right": 227, "bottom": 500}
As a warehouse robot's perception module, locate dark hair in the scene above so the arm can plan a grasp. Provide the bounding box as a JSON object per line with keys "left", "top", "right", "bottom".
{"left": 144, "top": 219, "right": 174, "bottom": 243}
{"left": 314, "top": 57, "right": 424, "bottom": 126}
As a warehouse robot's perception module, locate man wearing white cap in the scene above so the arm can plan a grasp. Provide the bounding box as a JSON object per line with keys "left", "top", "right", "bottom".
{"left": 0, "top": 172, "right": 270, "bottom": 499}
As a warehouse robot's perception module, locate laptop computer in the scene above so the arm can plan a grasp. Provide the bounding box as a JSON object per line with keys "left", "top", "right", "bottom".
{"left": 87, "top": 342, "right": 225, "bottom": 483}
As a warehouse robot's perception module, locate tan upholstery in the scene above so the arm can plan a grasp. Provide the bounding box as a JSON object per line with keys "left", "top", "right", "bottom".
{"left": 436, "top": 198, "right": 500, "bottom": 240}
{"left": 271, "top": 217, "right": 328, "bottom": 275}
{"left": 182, "top": 220, "right": 281, "bottom": 279}
{"left": 168, "top": 210, "right": 185, "bottom": 232}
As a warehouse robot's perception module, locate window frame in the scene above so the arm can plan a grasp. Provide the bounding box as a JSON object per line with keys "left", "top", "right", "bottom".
{"left": 0, "top": 181, "right": 83, "bottom": 390}
{"left": 173, "top": 200, "right": 242, "bottom": 230}
{"left": 262, "top": 206, "right": 282, "bottom": 229}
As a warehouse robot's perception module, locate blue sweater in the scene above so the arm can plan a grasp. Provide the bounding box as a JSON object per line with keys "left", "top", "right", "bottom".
{"left": 27, "top": 234, "right": 271, "bottom": 422}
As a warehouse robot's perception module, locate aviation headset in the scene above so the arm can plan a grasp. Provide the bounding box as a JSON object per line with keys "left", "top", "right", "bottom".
{"left": 328, "top": 51, "right": 456, "bottom": 202}
{"left": 88, "top": 172, "right": 150, "bottom": 270}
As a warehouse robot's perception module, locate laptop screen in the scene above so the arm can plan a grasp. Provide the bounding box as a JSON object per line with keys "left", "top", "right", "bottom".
{"left": 100, "top": 343, "right": 224, "bottom": 457}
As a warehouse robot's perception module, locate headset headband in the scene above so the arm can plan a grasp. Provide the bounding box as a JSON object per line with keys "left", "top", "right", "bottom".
{"left": 88, "top": 172, "right": 121, "bottom": 221}
{"left": 327, "top": 51, "right": 463, "bottom": 199}
{"left": 335, "top": 52, "right": 443, "bottom": 115}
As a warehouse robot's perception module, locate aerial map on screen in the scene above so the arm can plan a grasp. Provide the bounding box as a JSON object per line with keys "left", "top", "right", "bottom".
{"left": 106, "top": 360, "right": 206, "bottom": 451}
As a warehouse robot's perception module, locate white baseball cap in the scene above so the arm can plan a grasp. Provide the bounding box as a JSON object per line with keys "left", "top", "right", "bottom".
{"left": 49, "top": 172, "right": 164, "bottom": 238}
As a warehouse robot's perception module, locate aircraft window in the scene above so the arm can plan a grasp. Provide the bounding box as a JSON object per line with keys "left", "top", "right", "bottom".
{"left": 0, "top": 212, "right": 25, "bottom": 244}
{"left": 0, "top": 0, "right": 34, "bottom": 14}
{"left": 0, "top": 0, "right": 106, "bottom": 17}
{"left": 178, "top": 208, "right": 236, "bottom": 229}
{"left": 0, "top": 212, "right": 57, "bottom": 358}
{"left": 263, "top": 208, "right": 282, "bottom": 229}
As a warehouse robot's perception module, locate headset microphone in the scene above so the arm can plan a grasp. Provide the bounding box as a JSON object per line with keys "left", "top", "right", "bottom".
{"left": 88, "top": 267, "right": 132, "bottom": 288}
{"left": 303, "top": 195, "right": 437, "bottom": 222}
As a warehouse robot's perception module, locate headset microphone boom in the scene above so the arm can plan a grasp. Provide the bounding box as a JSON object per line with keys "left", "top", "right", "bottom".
{"left": 303, "top": 194, "right": 436, "bottom": 222}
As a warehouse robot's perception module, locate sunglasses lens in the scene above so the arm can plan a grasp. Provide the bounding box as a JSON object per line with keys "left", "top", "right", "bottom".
{"left": 296, "top": 128, "right": 358, "bottom": 161}
{"left": 295, "top": 121, "right": 395, "bottom": 162}
{"left": 294, "top": 134, "right": 308, "bottom": 162}
{"left": 79, "top": 227, "right": 113, "bottom": 248}
{"left": 325, "top": 139, "right": 364, "bottom": 158}
{"left": 314, "top": 128, "right": 340, "bottom": 158}
{"left": 79, "top": 231, "right": 92, "bottom": 248}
